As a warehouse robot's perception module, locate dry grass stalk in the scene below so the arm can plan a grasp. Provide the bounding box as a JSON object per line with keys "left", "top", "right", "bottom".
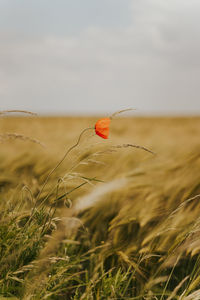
{"left": 0, "top": 110, "right": 37, "bottom": 116}
{"left": 110, "top": 108, "right": 135, "bottom": 119}
{"left": 167, "top": 276, "right": 189, "bottom": 300}
{"left": 0, "top": 133, "right": 45, "bottom": 147}
{"left": 113, "top": 143, "right": 155, "bottom": 155}
{"left": 181, "top": 289, "right": 200, "bottom": 300}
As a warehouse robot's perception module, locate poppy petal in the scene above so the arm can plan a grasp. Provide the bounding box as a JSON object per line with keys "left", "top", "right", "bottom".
{"left": 95, "top": 118, "right": 111, "bottom": 139}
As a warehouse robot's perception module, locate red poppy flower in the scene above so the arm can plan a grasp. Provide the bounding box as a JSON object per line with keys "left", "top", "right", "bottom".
{"left": 95, "top": 117, "right": 111, "bottom": 139}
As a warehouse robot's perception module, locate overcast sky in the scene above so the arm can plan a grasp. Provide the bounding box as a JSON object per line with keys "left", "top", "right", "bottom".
{"left": 0, "top": 0, "right": 200, "bottom": 115}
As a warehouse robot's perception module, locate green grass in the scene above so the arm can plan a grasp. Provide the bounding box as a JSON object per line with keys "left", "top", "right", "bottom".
{"left": 0, "top": 116, "right": 200, "bottom": 299}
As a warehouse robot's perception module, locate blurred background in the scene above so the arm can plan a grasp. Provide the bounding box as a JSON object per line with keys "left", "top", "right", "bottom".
{"left": 0, "top": 0, "right": 200, "bottom": 116}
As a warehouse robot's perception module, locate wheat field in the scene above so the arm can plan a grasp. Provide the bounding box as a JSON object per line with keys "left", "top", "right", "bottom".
{"left": 0, "top": 115, "right": 200, "bottom": 299}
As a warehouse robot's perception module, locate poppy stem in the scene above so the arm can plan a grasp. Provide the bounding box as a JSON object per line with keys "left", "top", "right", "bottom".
{"left": 36, "top": 126, "right": 94, "bottom": 202}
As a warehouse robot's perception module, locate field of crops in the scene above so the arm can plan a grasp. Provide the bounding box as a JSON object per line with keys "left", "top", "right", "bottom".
{"left": 0, "top": 115, "right": 200, "bottom": 299}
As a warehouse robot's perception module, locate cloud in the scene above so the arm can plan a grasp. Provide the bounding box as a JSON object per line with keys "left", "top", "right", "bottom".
{"left": 0, "top": 0, "right": 200, "bottom": 114}
{"left": 0, "top": 0, "right": 132, "bottom": 35}
{"left": 130, "top": 0, "right": 200, "bottom": 67}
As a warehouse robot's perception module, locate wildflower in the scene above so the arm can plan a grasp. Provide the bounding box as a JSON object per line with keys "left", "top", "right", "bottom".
{"left": 95, "top": 118, "right": 111, "bottom": 139}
